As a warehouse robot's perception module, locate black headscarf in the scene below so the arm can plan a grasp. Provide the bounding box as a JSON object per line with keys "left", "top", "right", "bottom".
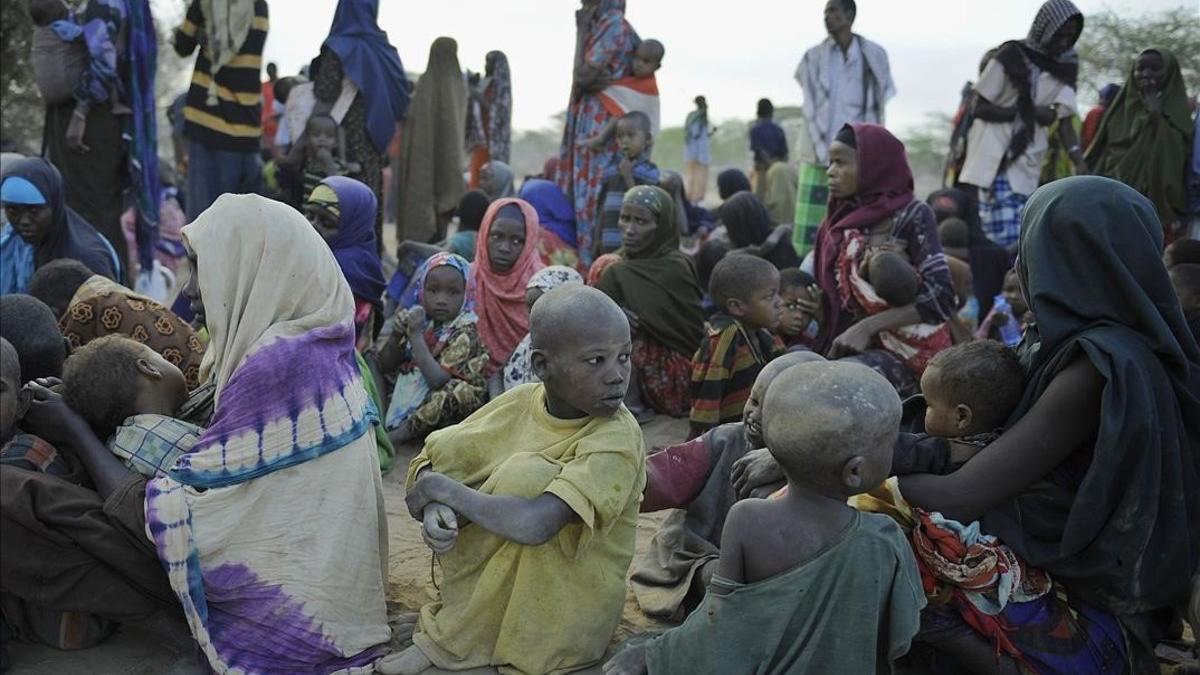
{"left": 716, "top": 169, "right": 751, "bottom": 201}
{"left": 992, "top": 0, "right": 1082, "bottom": 163}
{"left": 1, "top": 158, "right": 117, "bottom": 280}
{"left": 719, "top": 191, "right": 799, "bottom": 269}
{"left": 927, "top": 187, "right": 1010, "bottom": 316}
{"left": 981, "top": 176, "right": 1200, "bottom": 615}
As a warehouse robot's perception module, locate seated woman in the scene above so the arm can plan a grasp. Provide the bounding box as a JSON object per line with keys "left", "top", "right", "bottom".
{"left": 810, "top": 123, "right": 958, "bottom": 397}
{"left": 0, "top": 194, "right": 392, "bottom": 671}
{"left": 719, "top": 191, "right": 799, "bottom": 269}
{"left": 376, "top": 252, "right": 489, "bottom": 447}
{"left": 735, "top": 177, "right": 1199, "bottom": 672}
{"left": 304, "top": 176, "right": 395, "bottom": 470}
{"left": 0, "top": 157, "right": 119, "bottom": 284}
{"left": 474, "top": 198, "right": 545, "bottom": 377}
{"left": 303, "top": 176, "right": 387, "bottom": 351}
{"left": 519, "top": 178, "right": 582, "bottom": 271}
{"left": 596, "top": 186, "right": 706, "bottom": 419}
{"left": 1086, "top": 48, "right": 1192, "bottom": 239}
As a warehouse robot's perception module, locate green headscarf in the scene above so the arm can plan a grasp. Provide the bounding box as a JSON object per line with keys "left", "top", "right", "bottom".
{"left": 981, "top": 176, "right": 1200, "bottom": 615}
{"left": 620, "top": 185, "right": 679, "bottom": 259}
{"left": 1084, "top": 48, "right": 1193, "bottom": 228}
{"left": 595, "top": 185, "right": 705, "bottom": 356}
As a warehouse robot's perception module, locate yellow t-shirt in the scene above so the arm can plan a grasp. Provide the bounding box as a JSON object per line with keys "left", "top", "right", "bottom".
{"left": 406, "top": 383, "right": 646, "bottom": 675}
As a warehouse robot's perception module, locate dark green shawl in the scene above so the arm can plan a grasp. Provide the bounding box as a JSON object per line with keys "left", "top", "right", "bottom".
{"left": 981, "top": 176, "right": 1200, "bottom": 615}
{"left": 596, "top": 186, "right": 705, "bottom": 357}
{"left": 1085, "top": 48, "right": 1193, "bottom": 228}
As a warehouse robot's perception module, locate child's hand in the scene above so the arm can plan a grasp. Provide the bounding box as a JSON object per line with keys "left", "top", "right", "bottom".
{"left": 584, "top": 135, "right": 605, "bottom": 150}
{"left": 66, "top": 109, "right": 90, "bottom": 154}
{"left": 21, "top": 380, "right": 77, "bottom": 446}
{"left": 603, "top": 644, "right": 648, "bottom": 675}
{"left": 405, "top": 469, "right": 453, "bottom": 517}
{"left": 795, "top": 285, "right": 823, "bottom": 324}
{"left": 731, "top": 447, "right": 784, "bottom": 499}
{"left": 421, "top": 503, "right": 459, "bottom": 554}
{"left": 404, "top": 306, "right": 426, "bottom": 339}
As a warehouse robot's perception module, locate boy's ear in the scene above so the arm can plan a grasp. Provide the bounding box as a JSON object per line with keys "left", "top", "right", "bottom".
{"left": 955, "top": 404, "right": 974, "bottom": 433}
{"left": 530, "top": 349, "right": 549, "bottom": 382}
{"left": 15, "top": 384, "right": 33, "bottom": 420}
{"left": 840, "top": 455, "right": 866, "bottom": 491}
{"left": 726, "top": 297, "right": 748, "bottom": 318}
{"left": 135, "top": 357, "right": 163, "bottom": 380}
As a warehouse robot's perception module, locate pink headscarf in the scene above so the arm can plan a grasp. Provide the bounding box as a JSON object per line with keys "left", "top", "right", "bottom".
{"left": 473, "top": 197, "right": 545, "bottom": 369}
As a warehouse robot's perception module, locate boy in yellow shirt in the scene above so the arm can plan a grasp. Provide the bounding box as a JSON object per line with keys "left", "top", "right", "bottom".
{"left": 382, "top": 286, "right": 646, "bottom": 675}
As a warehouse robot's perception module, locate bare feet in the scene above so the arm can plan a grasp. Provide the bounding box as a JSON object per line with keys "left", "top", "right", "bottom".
{"left": 377, "top": 644, "right": 433, "bottom": 675}
{"left": 387, "top": 612, "right": 420, "bottom": 650}
{"left": 602, "top": 643, "right": 648, "bottom": 675}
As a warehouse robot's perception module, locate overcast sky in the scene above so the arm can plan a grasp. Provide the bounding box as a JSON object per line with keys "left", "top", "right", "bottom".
{"left": 249, "top": 0, "right": 1192, "bottom": 135}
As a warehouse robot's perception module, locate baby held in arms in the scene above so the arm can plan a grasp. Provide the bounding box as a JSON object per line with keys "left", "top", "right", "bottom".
{"left": 380, "top": 285, "right": 646, "bottom": 675}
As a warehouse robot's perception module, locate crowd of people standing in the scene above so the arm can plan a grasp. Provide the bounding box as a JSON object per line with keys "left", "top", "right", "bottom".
{"left": 0, "top": 0, "right": 1198, "bottom": 673}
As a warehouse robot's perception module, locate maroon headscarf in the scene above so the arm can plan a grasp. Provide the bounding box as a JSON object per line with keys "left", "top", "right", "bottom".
{"left": 813, "top": 123, "right": 915, "bottom": 350}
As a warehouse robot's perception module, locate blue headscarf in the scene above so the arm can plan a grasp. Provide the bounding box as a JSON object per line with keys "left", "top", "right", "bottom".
{"left": 1, "top": 158, "right": 118, "bottom": 281}
{"left": 519, "top": 178, "right": 576, "bottom": 249}
{"left": 322, "top": 0, "right": 412, "bottom": 153}
{"left": 313, "top": 176, "right": 386, "bottom": 309}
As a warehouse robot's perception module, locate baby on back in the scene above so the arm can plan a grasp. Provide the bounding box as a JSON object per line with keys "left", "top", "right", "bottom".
{"left": 609, "top": 361, "right": 925, "bottom": 674}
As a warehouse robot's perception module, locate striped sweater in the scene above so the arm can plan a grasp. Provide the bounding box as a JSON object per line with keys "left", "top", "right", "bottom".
{"left": 174, "top": 0, "right": 269, "bottom": 152}
{"left": 689, "top": 313, "right": 784, "bottom": 431}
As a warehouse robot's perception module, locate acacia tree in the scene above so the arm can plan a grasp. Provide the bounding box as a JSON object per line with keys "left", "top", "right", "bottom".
{"left": 0, "top": 0, "right": 42, "bottom": 153}
{"left": 1075, "top": 7, "right": 1199, "bottom": 100}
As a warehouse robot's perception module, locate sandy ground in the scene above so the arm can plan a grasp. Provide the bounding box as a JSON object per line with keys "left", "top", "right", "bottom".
{"left": 6, "top": 415, "right": 688, "bottom": 674}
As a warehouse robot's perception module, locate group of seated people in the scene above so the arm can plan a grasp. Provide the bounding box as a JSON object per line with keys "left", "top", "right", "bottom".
{"left": 1, "top": 120, "right": 1198, "bottom": 674}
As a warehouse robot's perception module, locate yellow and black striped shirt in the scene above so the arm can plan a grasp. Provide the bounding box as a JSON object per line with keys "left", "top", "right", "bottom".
{"left": 174, "top": 0, "right": 269, "bottom": 152}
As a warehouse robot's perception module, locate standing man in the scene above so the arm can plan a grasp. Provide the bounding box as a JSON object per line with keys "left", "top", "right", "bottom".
{"left": 174, "top": 0, "right": 269, "bottom": 221}
{"left": 794, "top": 0, "right": 895, "bottom": 257}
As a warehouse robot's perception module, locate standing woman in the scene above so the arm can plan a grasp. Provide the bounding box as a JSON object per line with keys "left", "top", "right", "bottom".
{"left": 1086, "top": 48, "right": 1193, "bottom": 239}
{"left": 958, "top": 0, "right": 1085, "bottom": 250}
{"left": 312, "top": 0, "right": 412, "bottom": 250}
{"left": 557, "top": 0, "right": 640, "bottom": 264}
{"left": 683, "top": 96, "right": 714, "bottom": 202}
{"left": 396, "top": 37, "right": 467, "bottom": 246}
{"left": 41, "top": 0, "right": 158, "bottom": 282}
{"left": 465, "top": 51, "right": 512, "bottom": 190}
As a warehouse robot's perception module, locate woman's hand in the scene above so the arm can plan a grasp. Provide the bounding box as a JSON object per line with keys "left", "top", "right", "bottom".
{"left": 421, "top": 503, "right": 459, "bottom": 554}
{"left": 731, "top": 448, "right": 784, "bottom": 500}
{"left": 829, "top": 320, "right": 875, "bottom": 358}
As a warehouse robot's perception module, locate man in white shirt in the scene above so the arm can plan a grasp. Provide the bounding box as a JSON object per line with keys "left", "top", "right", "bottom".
{"left": 792, "top": 0, "right": 896, "bottom": 258}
